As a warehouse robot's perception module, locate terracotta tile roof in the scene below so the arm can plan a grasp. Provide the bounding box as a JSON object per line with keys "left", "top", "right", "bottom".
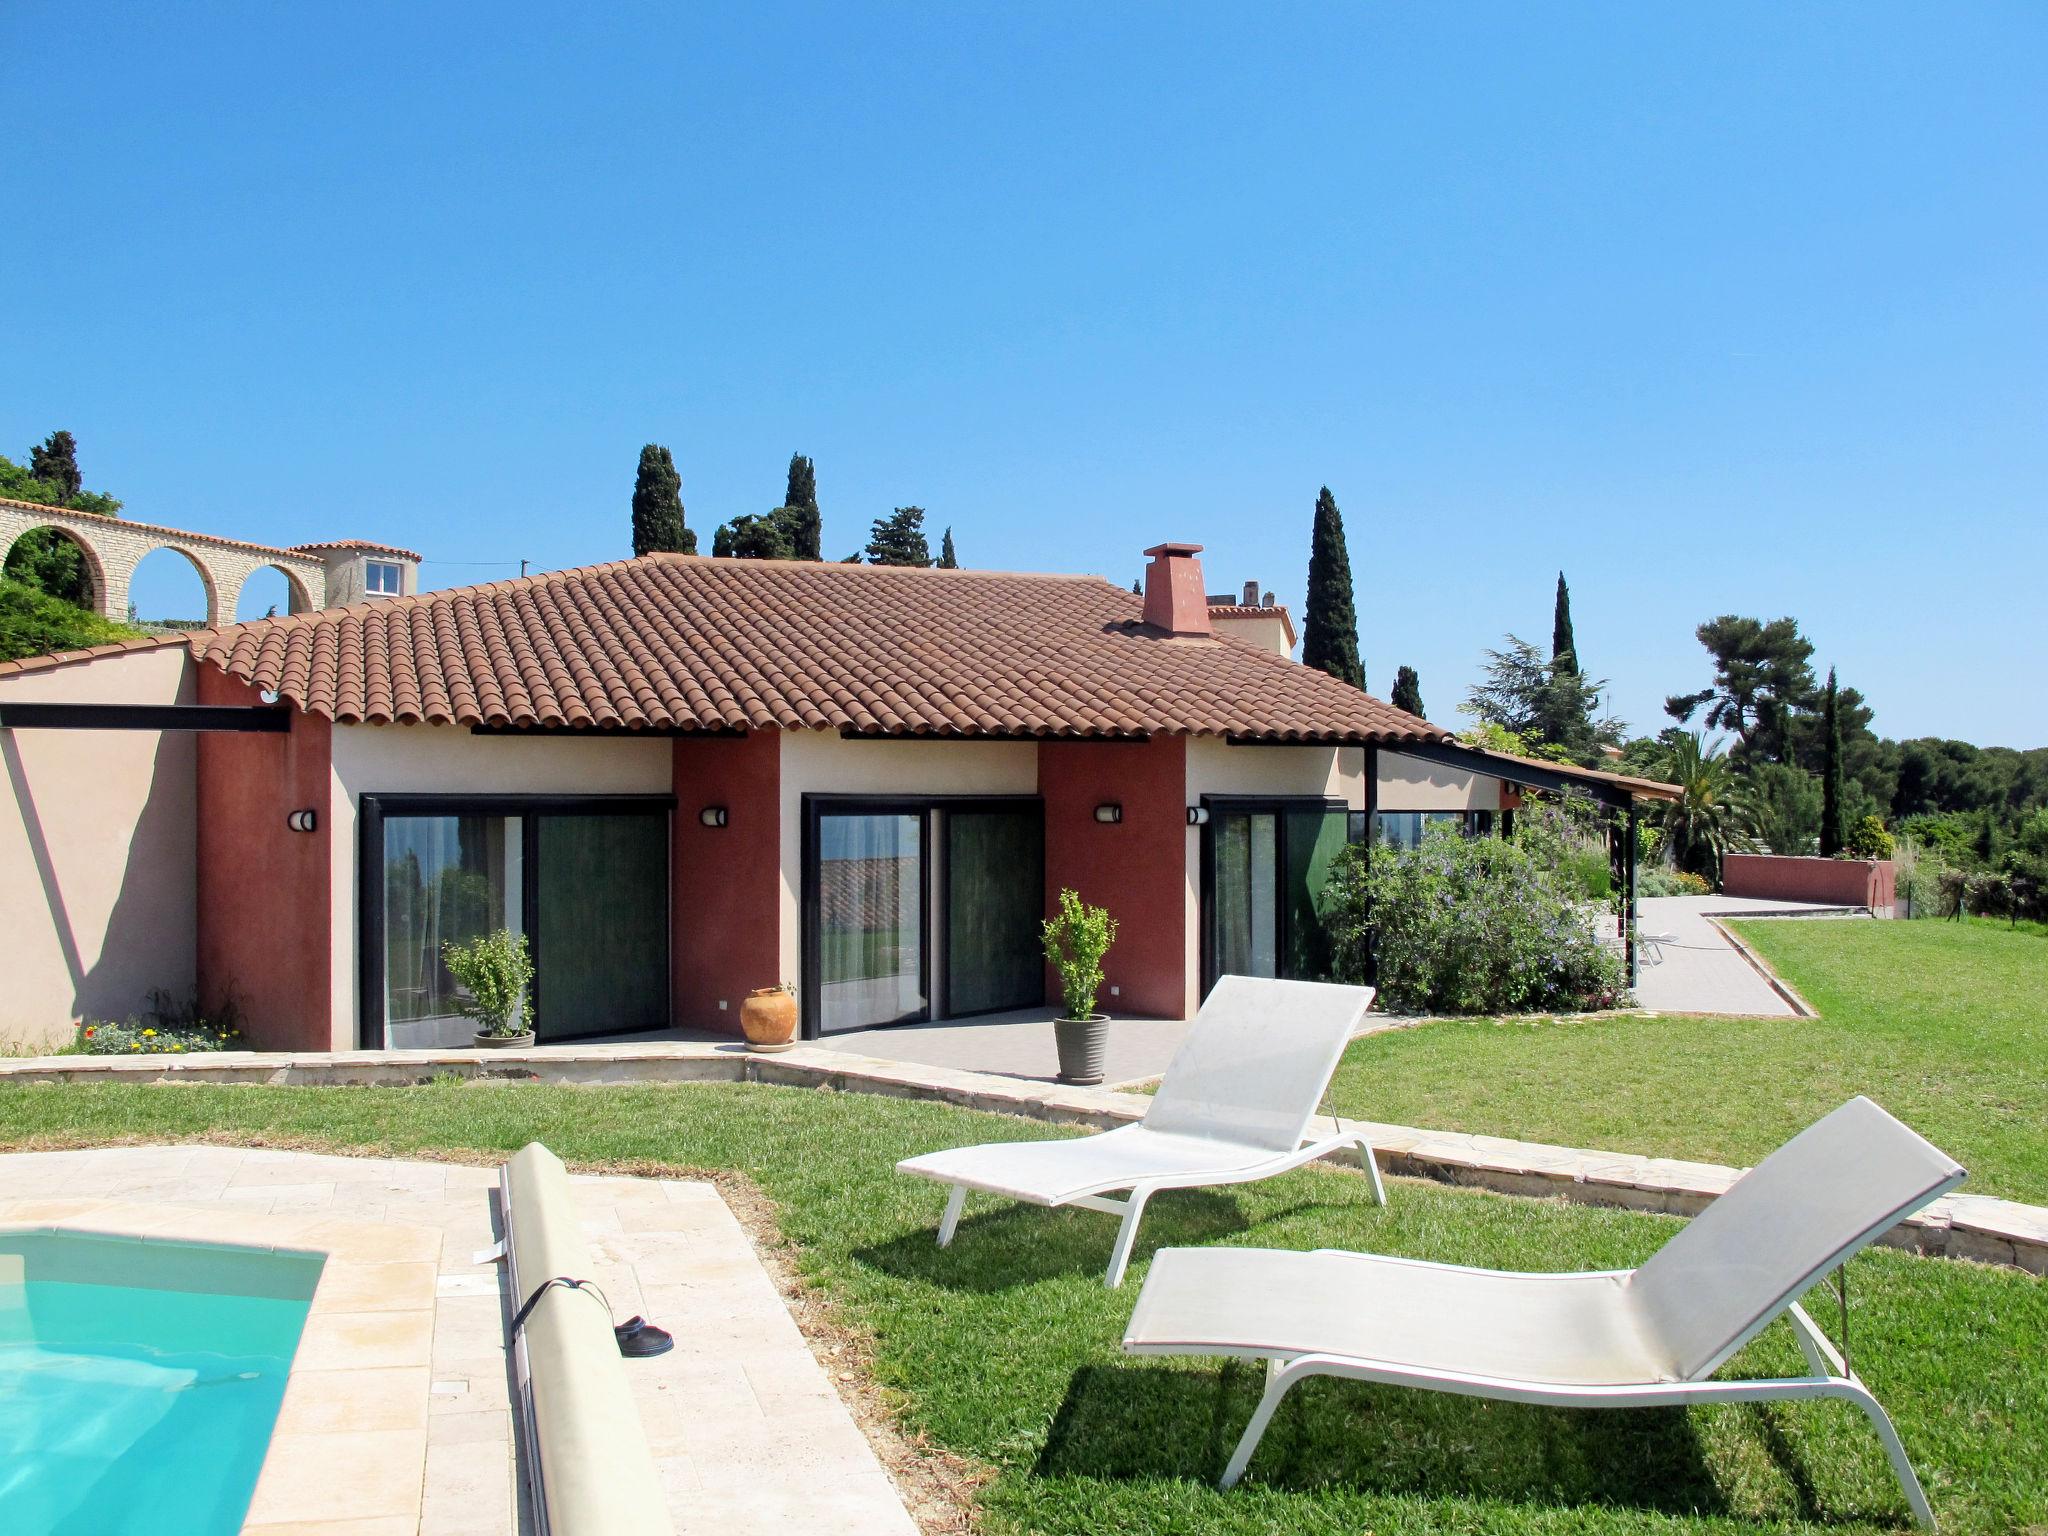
{"left": 289, "top": 538, "right": 424, "bottom": 562}
{"left": 0, "top": 633, "right": 193, "bottom": 680}
{"left": 191, "top": 555, "right": 1445, "bottom": 741}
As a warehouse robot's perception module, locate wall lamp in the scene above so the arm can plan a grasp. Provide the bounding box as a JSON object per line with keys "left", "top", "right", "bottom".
{"left": 1186, "top": 806, "right": 1210, "bottom": 826}
{"left": 699, "top": 806, "right": 729, "bottom": 828}
{"left": 1093, "top": 802, "right": 1123, "bottom": 824}
{"left": 285, "top": 808, "right": 318, "bottom": 834}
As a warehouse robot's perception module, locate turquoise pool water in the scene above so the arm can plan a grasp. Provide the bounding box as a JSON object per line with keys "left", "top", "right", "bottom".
{"left": 0, "top": 1230, "right": 324, "bottom": 1536}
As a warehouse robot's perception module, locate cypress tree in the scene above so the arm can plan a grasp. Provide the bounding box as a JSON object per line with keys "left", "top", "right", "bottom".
{"left": 1301, "top": 486, "right": 1364, "bottom": 690}
{"left": 630, "top": 445, "right": 695, "bottom": 556}
{"left": 1391, "top": 665, "right": 1425, "bottom": 718}
{"left": 1551, "top": 571, "right": 1578, "bottom": 673}
{"left": 784, "top": 453, "right": 821, "bottom": 560}
{"left": 938, "top": 527, "right": 958, "bottom": 568}
{"left": 29, "top": 431, "right": 81, "bottom": 500}
{"left": 1820, "top": 667, "right": 1846, "bottom": 856}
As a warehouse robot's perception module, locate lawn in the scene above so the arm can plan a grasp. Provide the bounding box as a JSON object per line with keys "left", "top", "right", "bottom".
{"left": 1322, "top": 918, "right": 2048, "bottom": 1203}
{"left": 1, "top": 1078, "right": 2042, "bottom": 1533}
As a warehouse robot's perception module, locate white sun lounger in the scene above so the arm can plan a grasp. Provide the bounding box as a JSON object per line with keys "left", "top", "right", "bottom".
{"left": 1123, "top": 1095, "right": 1964, "bottom": 1528}
{"left": 896, "top": 976, "right": 1379, "bottom": 1288}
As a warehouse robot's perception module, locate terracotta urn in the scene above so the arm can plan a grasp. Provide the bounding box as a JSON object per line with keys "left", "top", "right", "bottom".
{"left": 740, "top": 987, "right": 798, "bottom": 1052}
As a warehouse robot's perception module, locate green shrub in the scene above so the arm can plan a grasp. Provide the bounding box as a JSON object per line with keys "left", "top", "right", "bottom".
{"left": 1511, "top": 800, "right": 1612, "bottom": 903}
{"left": 1846, "top": 814, "right": 1896, "bottom": 860}
{"left": 1637, "top": 865, "right": 1712, "bottom": 897}
{"left": 440, "top": 929, "right": 534, "bottom": 1036}
{"left": 1323, "top": 827, "right": 1628, "bottom": 1015}
{"left": 73, "top": 989, "right": 244, "bottom": 1055}
{"left": 1041, "top": 888, "right": 1116, "bottom": 1020}
{"left": 0, "top": 576, "right": 142, "bottom": 664}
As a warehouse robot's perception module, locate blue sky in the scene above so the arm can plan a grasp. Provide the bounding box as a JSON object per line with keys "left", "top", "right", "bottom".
{"left": 4, "top": 3, "right": 2042, "bottom": 745}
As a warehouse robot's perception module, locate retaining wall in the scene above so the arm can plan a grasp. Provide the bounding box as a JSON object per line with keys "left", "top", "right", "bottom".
{"left": 1723, "top": 853, "right": 1894, "bottom": 910}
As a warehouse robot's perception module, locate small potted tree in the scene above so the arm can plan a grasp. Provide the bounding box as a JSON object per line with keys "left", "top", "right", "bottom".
{"left": 739, "top": 982, "right": 798, "bottom": 1052}
{"left": 1042, "top": 887, "right": 1117, "bottom": 1085}
{"left": 442, "top": 929, "right": 536, "bottom": 1049}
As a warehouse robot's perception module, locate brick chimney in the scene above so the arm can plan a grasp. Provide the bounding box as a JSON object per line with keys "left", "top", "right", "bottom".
{"left": 1142, "top": 542, "right": 1210, "bottom": 636}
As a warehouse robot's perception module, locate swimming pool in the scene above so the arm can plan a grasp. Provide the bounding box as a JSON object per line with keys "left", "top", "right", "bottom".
{"left": 0, "top": 1229, "right": 324, "bottom": 1536}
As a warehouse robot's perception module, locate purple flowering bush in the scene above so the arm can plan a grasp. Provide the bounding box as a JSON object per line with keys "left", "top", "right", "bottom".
{"left": 1324, "top": 826, "right": 1628, "bottom": 1014}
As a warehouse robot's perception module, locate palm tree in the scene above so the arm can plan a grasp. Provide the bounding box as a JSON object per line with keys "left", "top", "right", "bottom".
{"left": 1658, "top": 733, "right": 1755, "bottom": 884}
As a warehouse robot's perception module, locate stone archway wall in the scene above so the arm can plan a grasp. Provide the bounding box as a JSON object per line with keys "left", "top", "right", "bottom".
{"left": 0, "top": 498, "right": 326, "bottom": 625}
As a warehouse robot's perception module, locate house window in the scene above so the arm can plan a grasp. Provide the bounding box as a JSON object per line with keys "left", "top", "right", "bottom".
{"left": 361, "top": 796, "right": 670, "bottom": 1049}
{"left": 364, "top": 560, "right": 403, "bottom": 596}
{"left": 1372, "top": 810, "right": 1495, "bottom": 850}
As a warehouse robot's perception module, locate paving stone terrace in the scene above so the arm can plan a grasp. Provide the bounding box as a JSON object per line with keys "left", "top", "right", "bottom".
{"left": 5, "top": 1043, "right": 2042, "bottom": 1277}
{"left": 0, "top": 1144, "right": 919, "bottom": 1536}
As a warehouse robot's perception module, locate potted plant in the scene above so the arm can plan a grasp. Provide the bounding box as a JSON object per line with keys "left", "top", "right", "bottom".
{"left": 739, "top": 982, "right": 798, "bottom": 1052}
{"left": 1042, "top": 887, "right": 1117, "bottom": 1085}
{"left": 442, "top": 929, "right": 536, "bottom": 1049}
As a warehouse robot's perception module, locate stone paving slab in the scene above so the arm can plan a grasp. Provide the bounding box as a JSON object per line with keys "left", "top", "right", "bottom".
{"left": 3, "top": 1044, "right": 2040, "bottom": 1277}
{"left": 0, "top": 1146, "right": 921, "bottom": 1535}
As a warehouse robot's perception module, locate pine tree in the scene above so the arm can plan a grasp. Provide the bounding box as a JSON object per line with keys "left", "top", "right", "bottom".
{"left": 864, "top": 507, "right": 932, "bottom": 566}
{"left": 938, "top": 527, "right": 958, "bottom": 568}
{"left": 1820, "top": 667, "right": 1846, "bottom": 857}
{"left": 630, "top": 445, "right": 695, "bottom": 556}
{"left": 29, "top": 431, "right": 81, "bottom": 500}
{"left": 1300, "top": 487, "right": 1364, "bottom": 690}
{"left": 1551, "top": 571, "right": 1578, "bottom": 674}
{"left": 784, "top": 453, "right": 821, "bottom": 560}
{"left": 1391, "top": 665, "right": 1425, "bottom": 718}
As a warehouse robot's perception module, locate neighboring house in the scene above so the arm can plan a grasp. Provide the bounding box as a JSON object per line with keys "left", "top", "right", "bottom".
{"left": 1205, "top": 579, "right": 1296, "bottom": 657}
{"left": 0, "top": 540, "right": 1671, "bottom": 1053}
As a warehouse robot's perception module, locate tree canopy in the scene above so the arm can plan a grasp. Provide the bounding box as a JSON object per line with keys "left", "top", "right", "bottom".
{"left": 0, "top": 433, "right": 123, "bottom": 606}
{"left": 864, "top": 506, "right": 932, "bottom": 566}
{"left": 783, "top": 453, "right": 821, "bottom": 560}
{"left": 1551, "top": 571, "right": 1578, "bottom": 673}
{"left": 629, "top": 444, "right": 695, "bottom": 556}
{"left": 938, "top": 526, "right": 958, "bottom": 568}
{"left": 1300, "top": 486, "right": 1363, "bottom": 690}
{"left": 1664, "top": 615, "right": 1816, "bottom": 762}
{"left": 1390, "top": 665, "right": 1425, "bottom": 719}
{"left": 1462, "top": 635, "right": 1618, "bottom": 766}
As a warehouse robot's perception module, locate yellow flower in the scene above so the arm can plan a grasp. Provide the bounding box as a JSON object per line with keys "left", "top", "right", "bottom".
{"left": 171, "top": 1044, "right": 184, "bottom": 1052}
{"left": 142, "top": 1028, "right": 156, "bottom": 1038}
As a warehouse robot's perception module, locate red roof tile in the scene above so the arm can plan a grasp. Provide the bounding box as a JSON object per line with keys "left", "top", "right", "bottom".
{"left": 192, "top": 555, "right": 1445, "bottom": 741}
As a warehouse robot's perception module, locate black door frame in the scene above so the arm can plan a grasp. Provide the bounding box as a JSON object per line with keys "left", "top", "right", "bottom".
{"left": 357, "top": 792, "right": 675, "bottom": 1050}
{"left": 799, "top": 793, "right": 1042, "bottom": 1040}
{"left": 1197, "top": 794, "right": 1354, "bottom": 996}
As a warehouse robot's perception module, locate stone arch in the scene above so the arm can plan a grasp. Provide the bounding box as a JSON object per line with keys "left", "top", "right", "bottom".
{"left": 226, "top": 560, "right": 316, "bottom": 620}
{"left": 115, "top": 541, "right": 222, "bottom": 628}
{"left": 0, "top": 520, "right": 109, "bottom": 613}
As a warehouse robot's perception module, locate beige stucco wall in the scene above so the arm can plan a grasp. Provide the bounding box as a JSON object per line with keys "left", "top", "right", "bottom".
{"left": 327, "top": 723, "right": 672, "bottom": 1050}
{"left": 1181, "top": 738, "right": 1364, "bottom": 1018}
{"left": 1376, "top": 749, "right": 1506, "bottom": 811}
{"left": 0, "top": 646, "right": 198, "bottom": 1046}
{"left": 775, "top": 730, "right": 1038, "bottom": 994}
{"left": 1207, "top": 613, "right": 1293, "bottom": 657}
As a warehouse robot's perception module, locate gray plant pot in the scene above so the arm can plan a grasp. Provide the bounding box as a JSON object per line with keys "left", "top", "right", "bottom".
{"left": 1054, "top": 1015, "right": 1109, "bottom": 1086}
{"left": 473, "top": 1030, "right": 536, "bottom": 1050}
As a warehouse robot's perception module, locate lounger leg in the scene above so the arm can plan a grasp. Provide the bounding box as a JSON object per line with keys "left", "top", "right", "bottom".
{"left": 1103, "top": 1190, "right": 1152, "bottom": 1289}
{"left": 1220, "top": 1358, "right": 1308, "bottom": 1489}
{"left": 937, "top": 1185, "right": 966, "bottom": 1248}
{"left": 1833, "top": 1380, "right": 1937, "bottom": 1530}
{"left": 1354, "top": 1136, "right": 1387, "bottom": 1206}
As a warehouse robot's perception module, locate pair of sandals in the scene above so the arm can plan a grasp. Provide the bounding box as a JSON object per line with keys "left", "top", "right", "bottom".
{"left": 510, "top": 1275, "right": 674, "bottom": 1358}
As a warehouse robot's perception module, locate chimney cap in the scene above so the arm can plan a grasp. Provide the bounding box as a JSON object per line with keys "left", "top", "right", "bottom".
{"left": 1143, "top": 542, "right": 1204, "bottom": 558}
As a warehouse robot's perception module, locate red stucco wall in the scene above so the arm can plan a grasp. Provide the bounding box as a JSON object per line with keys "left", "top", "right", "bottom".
{"left": 672, "top": 730, "right": 782, "bottom": 1036}
{"left": 1722, "top": 853, "right": 1895, "bottom": 910}
{"left": 1039, "top": 735, "right": 1188, "bottom": 1020}
{"left": 195, "top": 670, "right": 333, "bottom": 1050}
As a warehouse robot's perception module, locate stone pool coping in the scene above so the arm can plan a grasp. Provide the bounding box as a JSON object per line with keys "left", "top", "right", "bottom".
{"left": 3, "top": 1042, "right": 2042, "bottom": 1276}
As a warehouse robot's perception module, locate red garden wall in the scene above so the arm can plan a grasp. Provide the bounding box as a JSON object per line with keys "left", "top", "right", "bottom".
{"left": 1039, "top": 735, "right": 1189, "bottom": 1020}
{"left": 671, "top": 730, "right": 782, "bottom": 1036}
{"left": 195, "top": 669, "right": 334, "bottom": 1050}
{"left": 1722, "top": 853, "right": 1895, "bottom": 910}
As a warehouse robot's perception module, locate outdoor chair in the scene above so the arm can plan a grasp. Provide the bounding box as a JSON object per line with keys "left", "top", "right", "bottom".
{"left": 896, "top": 976, "right": 1380, "bottom": 1287}
{"left": 1122, "top": 1095, "right": 1964, "bottom": 1528}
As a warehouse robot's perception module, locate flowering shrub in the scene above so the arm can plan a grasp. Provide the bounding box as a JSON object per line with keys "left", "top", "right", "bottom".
{"left": 1637, "top": 865, "right": 1712, "bottom": 898}
{"left": 1323, "top": 827, "right": 1628, "bottom": 1015}
{"left": 73, "top": 990, "right": 245, "bottom": 1055}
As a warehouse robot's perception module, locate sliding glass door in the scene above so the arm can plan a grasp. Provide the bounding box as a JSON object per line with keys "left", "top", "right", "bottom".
{"left": 812, "top": 808, "right": 928, "bottom": 1034}
{"left": 363, "top": 795, "right": 671, "bottom": 1049}
{"left": 944, "top": 804, "right": 1045, "bottom": 1016}
{"left": 1203, "top": 799, "right": 1358, "bottom": 994}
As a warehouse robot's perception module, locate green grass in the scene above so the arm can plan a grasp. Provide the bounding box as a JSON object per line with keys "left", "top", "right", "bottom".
{"left": 1, "top": 1078, "right": 2041, "bottom": 1533}
{"left": 1323, "top": 918, "right": 2048, "bottom": 1203}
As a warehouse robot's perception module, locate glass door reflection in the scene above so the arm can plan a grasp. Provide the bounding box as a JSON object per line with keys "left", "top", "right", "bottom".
{"left": 816, "top": 811, "right": 927, "bottom": 1033}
